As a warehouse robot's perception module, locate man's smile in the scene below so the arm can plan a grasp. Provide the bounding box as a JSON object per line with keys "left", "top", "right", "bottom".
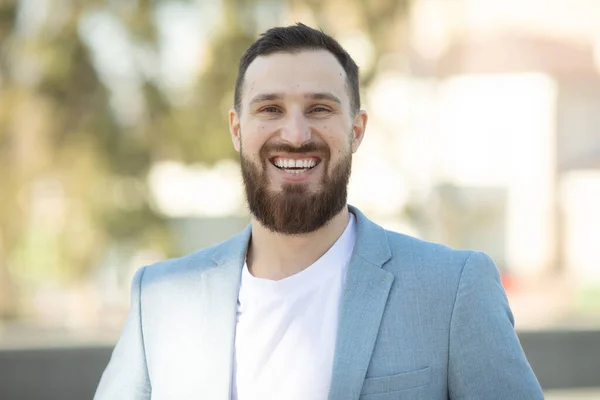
{"left": 270, "top": 156, "right": 321, "bottom": 174}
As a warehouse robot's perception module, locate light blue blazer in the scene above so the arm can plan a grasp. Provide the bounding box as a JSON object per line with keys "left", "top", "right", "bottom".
{"left": 95, "top": 206, "right": 544, "bottom": 399}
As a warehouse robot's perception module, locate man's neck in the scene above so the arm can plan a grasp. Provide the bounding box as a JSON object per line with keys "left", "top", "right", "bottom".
{"left": 246, "top": 207, "right": 350, "bottom": 281}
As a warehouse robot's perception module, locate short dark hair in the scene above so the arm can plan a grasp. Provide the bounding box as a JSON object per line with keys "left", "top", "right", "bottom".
{"left": 234, "top": 23, "right": 360, "bottom": 115}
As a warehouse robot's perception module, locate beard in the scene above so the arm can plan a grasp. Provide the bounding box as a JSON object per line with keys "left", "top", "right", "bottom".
{"left": 240, "top": 138, "right": 352, "bottom": 235}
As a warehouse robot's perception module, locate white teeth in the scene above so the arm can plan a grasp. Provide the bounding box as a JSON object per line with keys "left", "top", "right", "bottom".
{"left": 273, "top": 158, "right": 318, "bottom": 169}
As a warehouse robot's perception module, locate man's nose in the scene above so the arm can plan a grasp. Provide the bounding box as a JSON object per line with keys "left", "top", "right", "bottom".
{"left": 280, "top": 110, "right": 311, "bottom": 147}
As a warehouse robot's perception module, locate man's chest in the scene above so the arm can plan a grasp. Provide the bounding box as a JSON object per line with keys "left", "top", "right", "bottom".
{"left": 232, "top": 281, "right": 343, "bottom": 400}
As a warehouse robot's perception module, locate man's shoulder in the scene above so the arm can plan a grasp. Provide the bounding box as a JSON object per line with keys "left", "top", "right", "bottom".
{"left": 382, "top": 229, "right": 479, "bottom": 276}
{"left": 139, "top": 232, "right": 246, "bottom": 283}
{"left": 379, "top": 229, "right": 501, "bottom": 305}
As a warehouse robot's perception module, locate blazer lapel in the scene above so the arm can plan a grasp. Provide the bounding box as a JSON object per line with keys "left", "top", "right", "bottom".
{"left": 328, "top": 206, "right": 395, "bottom": 400}
{"left": 187, "top": 225, "right": 251, "bottom": 399}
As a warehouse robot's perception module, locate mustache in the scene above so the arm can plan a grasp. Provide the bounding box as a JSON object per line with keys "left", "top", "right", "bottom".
{"left": 261, "top": 142, "right": 328, "bottom": 155}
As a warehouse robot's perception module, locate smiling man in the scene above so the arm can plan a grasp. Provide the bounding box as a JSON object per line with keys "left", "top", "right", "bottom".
{"left": 95, "top": 24, "right": 544, "bottom": 400}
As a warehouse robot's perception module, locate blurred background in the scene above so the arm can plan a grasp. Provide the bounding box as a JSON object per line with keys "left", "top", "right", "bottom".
{"left": 0, "top": 0, "right": 599, "bottom": 398}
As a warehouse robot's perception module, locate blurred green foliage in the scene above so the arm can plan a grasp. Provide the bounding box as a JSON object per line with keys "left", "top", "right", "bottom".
{"left": 0, "top": 0, "right": 409, "bottom": 318}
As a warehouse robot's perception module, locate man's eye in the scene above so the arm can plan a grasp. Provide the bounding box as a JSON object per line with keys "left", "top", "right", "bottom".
{"left": 311, "top": 107, "right": 330, "bottom": 113}
{"left": 261, "top": 106, "right": 281, "bottom": 113}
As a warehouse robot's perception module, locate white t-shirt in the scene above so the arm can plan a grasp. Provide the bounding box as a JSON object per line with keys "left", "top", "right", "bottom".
{"left": 231, "top": 214, "right": 356, "bottom": 400}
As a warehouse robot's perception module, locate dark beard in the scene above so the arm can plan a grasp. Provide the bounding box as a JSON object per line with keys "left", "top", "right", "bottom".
{"left": 240, "top": 141, "right": 351, "bottom": 235}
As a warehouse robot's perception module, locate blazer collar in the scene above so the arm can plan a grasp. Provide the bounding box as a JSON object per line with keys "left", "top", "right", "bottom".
{"left": 328, "top": 205, "right": 395, "bottom": 399}
{"left": 211, "top": 205, "right": 391, "bottom": 267}
{"left": 175, "top": 224, "right": 249, "bottom": 398}
{"left": 348, "top": 204, "right": 392, "bottom": 266}
{"left": 211, "top": 223, "right": 252, "bottom": 266}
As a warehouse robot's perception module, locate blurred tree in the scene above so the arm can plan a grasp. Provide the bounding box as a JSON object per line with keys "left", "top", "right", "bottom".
{"left": 168, "top": 0, "right": 259, "bottom": 164}
{"left": 0, "top": 0, "right": 20, "bottom": 319}
{"left": 0, "top": 0, "right": 410, "bottom": 319}
{"left": 0, "top": 0, "right": 172, "bottom": 318}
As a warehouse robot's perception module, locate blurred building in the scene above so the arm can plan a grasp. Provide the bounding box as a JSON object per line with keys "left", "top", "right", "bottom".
{"left": 395, "top": 0, "right": 600, "bottom": 326}
{"left": 403, "top": 0, "right": 600, "bottom": 276}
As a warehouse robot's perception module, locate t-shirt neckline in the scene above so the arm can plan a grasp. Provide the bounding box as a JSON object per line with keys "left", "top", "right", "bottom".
{"left": 241, "top": 213, "right": 356, "bottom": 296}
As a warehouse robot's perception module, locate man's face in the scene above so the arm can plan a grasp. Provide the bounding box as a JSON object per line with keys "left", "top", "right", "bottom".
{"left": 229, "top": 50, "right": 367, "bottom": 234}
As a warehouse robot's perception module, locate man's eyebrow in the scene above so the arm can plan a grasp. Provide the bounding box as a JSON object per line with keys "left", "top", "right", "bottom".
{"left": 249, "top": 92, "right": 342, "bottom": 107}
{"left": 249, "top": 93, "right": 283, "bottom": 107}
{"left": 306, "top": 92, "right": 341, "bottom": 104}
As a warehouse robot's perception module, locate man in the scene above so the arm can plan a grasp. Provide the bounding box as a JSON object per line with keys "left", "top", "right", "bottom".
{"left": 95, "top": 23, "right": 544, "bottom": 399}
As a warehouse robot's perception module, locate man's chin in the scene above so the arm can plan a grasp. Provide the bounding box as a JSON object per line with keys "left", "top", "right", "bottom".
{"left": 265, "top": 181, "right": 316, "bottom": 194}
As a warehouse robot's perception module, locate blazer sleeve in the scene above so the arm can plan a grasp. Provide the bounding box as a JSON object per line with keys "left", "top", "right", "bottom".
{"left": 94, "top": 267, "right": 151, "bottom": 400}
{"left": 447, "top": 252, "right": 544, "bottom": 399}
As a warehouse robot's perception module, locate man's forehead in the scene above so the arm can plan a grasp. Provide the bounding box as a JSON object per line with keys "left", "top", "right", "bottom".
{"left": 242, "top": 50, "right": 348, "bottom": 103}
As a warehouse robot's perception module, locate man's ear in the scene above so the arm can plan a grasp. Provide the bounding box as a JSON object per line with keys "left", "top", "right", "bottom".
{"left": 351, "top": 110, "right": 368, "bottom": 153}
{"left": 229, "top": 108, "right": 241, "bottom": 152}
